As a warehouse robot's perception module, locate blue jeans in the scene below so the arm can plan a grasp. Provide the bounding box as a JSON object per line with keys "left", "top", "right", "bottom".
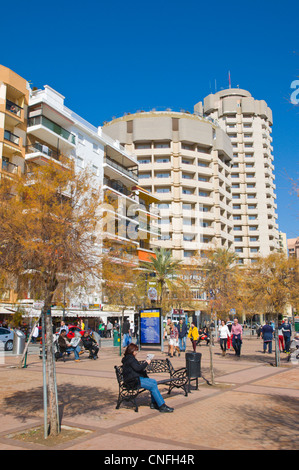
{"left": 179, "top": 336, "right": 186, "bottom": 351}
{"left": 66, "top": 346, "right": 81, "bottom": 360}
{"left": 139, "top": 377, "right": 165, "bottom": 408}
{"left": 123, "top": 333, "right": 131, "bottom": 347}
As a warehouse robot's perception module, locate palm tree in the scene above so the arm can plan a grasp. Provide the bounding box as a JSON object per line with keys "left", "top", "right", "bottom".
{"left": 140, "top": 247, "right": 182, "bottom": 308}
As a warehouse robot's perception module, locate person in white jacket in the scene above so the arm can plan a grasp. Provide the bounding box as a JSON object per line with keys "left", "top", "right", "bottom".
{"left": 218, "top": 320, "right": 231, "bottom": 356}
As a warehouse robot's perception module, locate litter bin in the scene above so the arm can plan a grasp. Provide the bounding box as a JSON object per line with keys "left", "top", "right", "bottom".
{"left": 13, "top": 329, "right": 26, "bottom": 355}
{"left": 113, "top": 329, "right": 120, "bottom": 347}
{"left": 186, "top": 352, "right": 202, "bottom": 392}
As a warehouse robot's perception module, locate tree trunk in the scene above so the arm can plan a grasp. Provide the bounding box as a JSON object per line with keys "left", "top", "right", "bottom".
{"left": 43, "top": 276, "right": 60, "bottom": 437}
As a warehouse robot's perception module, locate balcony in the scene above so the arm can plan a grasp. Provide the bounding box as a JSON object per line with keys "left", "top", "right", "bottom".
{"left": 1, "top": 159, "right": 19, "bottom": 175}
{"left": 28, "top": 115, "right": 76, "bottom": 148}
{"left": 104, "top": 156, "right": 138, "bottom": 183}
{"left": 6, "top": 99, "right": 22, "bottom": 118}
{"left": 25, "top": 142, "right": 69, "bottom": 167}
{"left": 4, "top": 130, "right": 20, "bottom": 146}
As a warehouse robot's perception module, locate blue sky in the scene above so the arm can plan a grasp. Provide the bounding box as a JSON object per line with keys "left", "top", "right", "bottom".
{"left": 1, "top": 0, "right": 298, "bottom": 237}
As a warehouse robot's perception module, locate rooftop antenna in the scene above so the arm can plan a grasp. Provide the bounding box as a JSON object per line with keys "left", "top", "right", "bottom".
{"left": 228, "top": 71, "right": 231, "bottom": 89}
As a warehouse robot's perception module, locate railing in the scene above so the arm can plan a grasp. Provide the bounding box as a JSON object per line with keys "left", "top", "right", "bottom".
{"left": 103, "top": 178, "right": 133, "bottom": 198}
{"left": 2, "top": 160, "right": 19, "bottom": 174}
{"left": 6, "top": 99, "right": 22, "bottom": 117}
{"left": 104, "top": 156, "right": 138, "bottom": 181}
{"left": 28, "top": 115, "right": 76, "bottom": 145}
{"left": 25, "top": 142, "right": 60, "bottom": 161}
{"left": 4, "top": 130, "right": 20, "bottom": 145}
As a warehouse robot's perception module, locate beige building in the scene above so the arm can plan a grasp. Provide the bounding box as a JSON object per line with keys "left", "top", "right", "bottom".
{"left": 196, "top": 89, "right": 279, "bottom": 264}
{"left": 288, "top": 237, "right": 299, "bottom": 258}
{"left": 0, "top": 65, "right": 29, "bottom": 181}
{"left": 103, "top": 111, "right": 234, "bottom": 261}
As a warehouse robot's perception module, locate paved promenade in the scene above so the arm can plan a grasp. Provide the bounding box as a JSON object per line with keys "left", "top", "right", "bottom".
{"left": 0, "top": 336, "right": 298, "bottom": 450}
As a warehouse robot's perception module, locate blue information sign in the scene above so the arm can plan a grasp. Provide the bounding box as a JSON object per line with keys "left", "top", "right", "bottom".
{"left": 140, "top": 308, "right": 161, "bottom": 345}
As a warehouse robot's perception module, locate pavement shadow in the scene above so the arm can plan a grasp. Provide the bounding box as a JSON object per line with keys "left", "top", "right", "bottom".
{"left": 226, "top": 395, "right": 299, "bottom": 450}
{"left": 3, "top": 383, "right": 118, "bottom": 423}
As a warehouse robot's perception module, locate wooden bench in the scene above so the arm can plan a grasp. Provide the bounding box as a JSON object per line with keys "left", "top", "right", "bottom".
{"left": 114, "top": 358, "right": 188, "bottom": 412}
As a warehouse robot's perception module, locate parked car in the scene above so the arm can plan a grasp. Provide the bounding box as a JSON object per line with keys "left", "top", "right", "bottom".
{"left": 0, "top": 327, "right": 14, "bottom": 351}
{"left": 66, "top": 325, "right": 84, "bottom": 339}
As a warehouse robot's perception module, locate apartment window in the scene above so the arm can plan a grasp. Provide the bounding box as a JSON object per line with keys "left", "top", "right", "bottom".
{"left": 156, "top": 172, "right": 170, "bottom": 178}
{"left": 198, "top": 161, "right": 209, "bottom": 167}
{"left": 200, "top": 206, "right": 210, "bottom": 212}
{"left": 183, "top": 188, "right": 194, "bottom": 195}
{"left": 250, "top": 237, "right": 259, "bottom": 242}
{"left": 231, "top": 174, "right": 239, "bottom": 178}
{"left": 247, "top": 184, "right": 256, "bottom": 188}
{"left": 235, "top": 248, "right": 243, "bottom": 253}
{"left": 249, "top": 226, "right": 258, "bottom": 231}
{"left": 245, "top": 143, "right": 253, "bottom": 148}
{"left": 139, "top": 173, "right": 151, "bottom": 179}
{"left": 161, "top": 234, "right": 171, "bottom": 240}
{"left": 182, "top": 173, "right": 193, "bottom": 179}
{"left": 200, "top": 221, "right": 210, "bottom": 228}
{"left": 202, "top": 237, "right": 210, "bottom": 243}
{"left": 93, "top": 143, "right": 99, "bottom": 153}
{"left": 156, "top": 157, "right": 170, "bottom": 163}
{"left": 183, "top": 234, "right": 195, "bottom": 241}
{"left": 249, "top": 215, "right": 257, "bottom": 220}
{"left": 183, "top": 203, "right": 192, "bottom": 210}
{"left": 250, "top": 248, "right": 259, "bottom": 253}
{"left": 135, "top": 142, "right": 151, "bottom": 149}
{"left": 156, "top": 187, "right": 171, "bottom": 193}
{"left": 233, "top": 154, "right": 238, "bottom": 158}
{"left": 232, "top": 163, "right": 239, "bottom": 168}
{"left": 183, "top": 218, "right": 192, "bottom": 225}
{"left": 234, "top": 237, "right": 243, "bottom": 242}
{"left": 238, "top": 259, "right": 244, "bottom": 264}
{"left": 232, "top": 184, "right": 240, "bottom": 188}
{"left": 198, "top": 191, "right": 208, "bottom": 197}
{"left": 247, "top": 173, "right": 255, "bottom": 178}
{"left": 138, "top": 158, "right": 151, "bottom": 164}
{"left": 232, "top": 194, "right": 240, "bottom": 199}
{"left": 92, "top": 165, "right": 99, "bottom": 175}
{"left": 198, "top": 176, "right": 208, "bottom": 182}
{"left": 184, "top": 251, "right": 194, "bottom": 258}
{"left": 158, "top": 203, "right": 170, "bottom": 209}
{"left": 246, "top": 163, "right": 254, "bottom": 168}
{"left": 245, "top": 153, "right": 254, "bottom": 158}
{"left": 154, "top": 142, "right": 170, "bottom": 148}
{"left": 248, "top": 205, "right": 257, "bottom": 210}
{"left": 76, "top": 156, "right": 84, "bottom": 168}
{"left": 247, "top": 194, "right": 256, "bottom": 199}
{"left": 197, "top": 146, "right": 211, "bottom": 154}
{"left": 182, "top": 158, "right": 192, "bottom": 165}
{"left": 233, "top": 204, "right": 241, "bottom": 210}
{"left": 182, "top": 143, "right": 194, "bottom": 151}
{"left": 234, "top": 226, "right": 242, "bottom": 231}
{"left": 233, "top": 215, "right": 241, "bottom": 220}
{"left": 160, "top": 218, "right": 170, "bottom": 224}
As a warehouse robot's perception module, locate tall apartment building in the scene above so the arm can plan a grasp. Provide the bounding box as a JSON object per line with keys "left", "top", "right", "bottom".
{"left": 103, "top": 111, "right": 234, "bottom": 261}
{"left": 196, "top": 88, "right": 279, "bottom": 264}
{"left": 0, "top": 66, "right": 29, "bottom": 304}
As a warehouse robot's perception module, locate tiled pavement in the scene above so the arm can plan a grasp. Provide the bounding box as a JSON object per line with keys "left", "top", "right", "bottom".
{"left": 0, "top": 336, "right": 298, "bottom": 450}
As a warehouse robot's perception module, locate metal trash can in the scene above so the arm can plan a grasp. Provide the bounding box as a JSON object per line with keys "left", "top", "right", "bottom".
{"left": 186, "top": 352, "right": 202, "bottom": 391}
{"left": 13, "top": 329, "right": 26, "bottom": 355}
{"left": 113, "top": 329, "right": 120, "bottom": 347}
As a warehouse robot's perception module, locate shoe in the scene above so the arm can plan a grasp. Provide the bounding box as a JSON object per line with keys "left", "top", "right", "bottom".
{"left": 150, "top": 402, "right": 159, "bottom": 410}
{"left": 159, "top": 404, "right": 174, "bottom": 413}
{"left": 75, "top": 359, "right": 80, "bottom": 362}
{"left": 79, "top": 350, "right": 84, "bottom": 355}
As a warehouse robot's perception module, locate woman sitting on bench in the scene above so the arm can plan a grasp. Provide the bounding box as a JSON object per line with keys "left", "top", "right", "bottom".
{"left": 122, "top": 343, "right": 174, "bottom": 413}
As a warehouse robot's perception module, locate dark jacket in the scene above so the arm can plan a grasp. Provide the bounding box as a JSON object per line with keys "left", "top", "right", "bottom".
{"left": 261, "top": 324, "right": 273, "bottom": 342}
{"left": 122, "top": 354, "right": 148, "bottom": 388}
{"left": 81, "top": 335, "right": 98, "bottom": 350}
{"left": 58, "top": 334, "right": 69, "bottom": 353}
{"left": 282, "top": 323, "right": 292, "bottom": 337}
{"left": 122, "top": 321, "right": 130, "bottom": 335}
{"left": 178, "top": 322, "right": 188, "bottom": 338}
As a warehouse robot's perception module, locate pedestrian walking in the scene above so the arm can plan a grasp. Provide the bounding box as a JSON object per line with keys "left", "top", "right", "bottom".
{"left": 163, "top": 318, "right": 172, "bottom": 356}
{"left": 188, "top": 322, "right": 199, "bottom": 352}
{"left": 282, "top": 320, "right": 292, "bottom": 354}
{"left": 169, "top": 323, "right": 180, "bottom": 357}
{"left": 106, "top": 320, "right": 113, "bottom": 338}
{"left": 178, "top": 318, "right": 188, "bottom": 352}
{"left": 31, "top": 325, "right": 39, "bottom": 344}
{"left": 278, "top": 322, "right": 284, "bottom": 353}
{"left": 122, "top": 318, "right": 131, "bottom": 347}
{"left": 261, "top": 321, "right": 274, "bottom": 354}
{"left": 231, "top": 318, "right": 243, "bottom": 357}
{"left": 218, "top": 320, "right": 230, "bottom": 356}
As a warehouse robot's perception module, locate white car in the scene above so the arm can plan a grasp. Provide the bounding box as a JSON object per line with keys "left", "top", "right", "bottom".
{"left": 0, "top": 327, "right": 14, "bottom": 351}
